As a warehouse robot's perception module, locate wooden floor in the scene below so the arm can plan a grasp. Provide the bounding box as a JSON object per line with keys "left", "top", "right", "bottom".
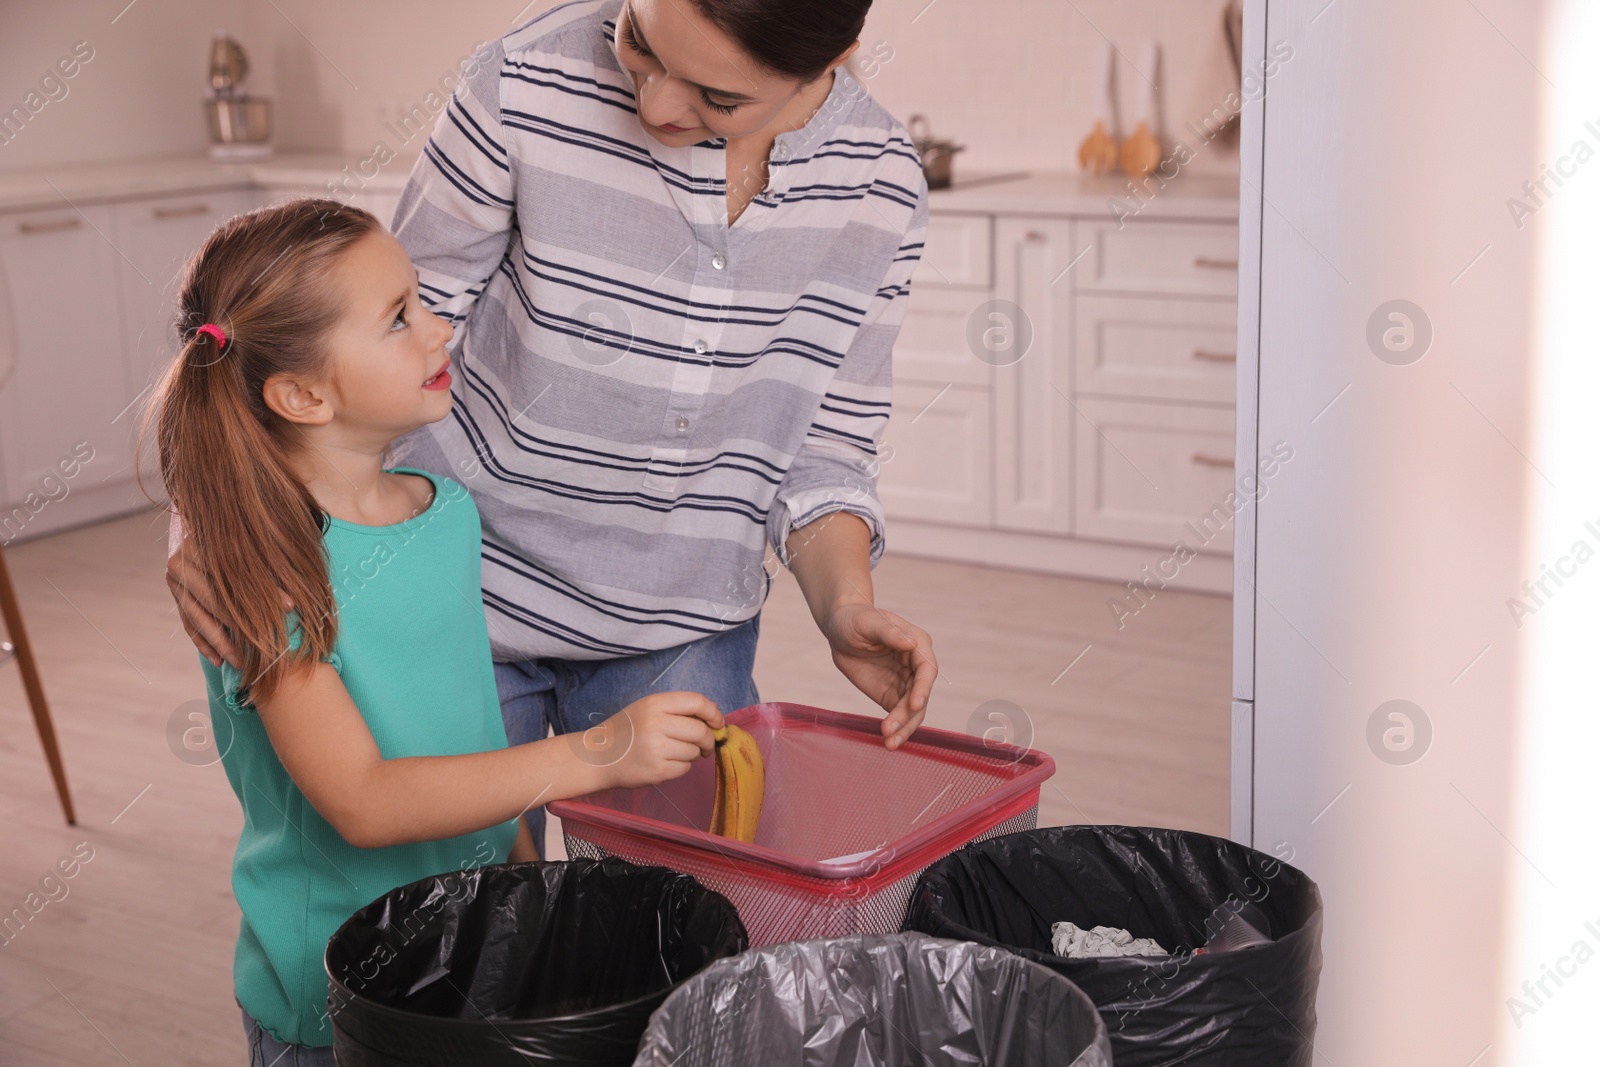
{"left": 0, "top": 511, "right": 1229, "bottom": 1064}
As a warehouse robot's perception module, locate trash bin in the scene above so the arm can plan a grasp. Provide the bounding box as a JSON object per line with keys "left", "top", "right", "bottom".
{"left": 633, "top": 931, "right": 1111, "bottom": 1067}
{"left": 903, "top": 826, "right": 1323, "bottom": 1067}
{"left": 324, "top": 857, "right": 748, "bottom": 1066}
{"left": 552, "top": 702, "right": 1055, "bottom": 947}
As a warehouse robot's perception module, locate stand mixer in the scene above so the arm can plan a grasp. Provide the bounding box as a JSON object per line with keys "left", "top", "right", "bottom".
{"left": 205, "top": 35, "right": 272, "bottom": 162}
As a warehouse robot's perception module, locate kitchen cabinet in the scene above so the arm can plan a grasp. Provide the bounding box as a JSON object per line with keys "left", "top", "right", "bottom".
{"left": 896, "top": 280, "right": 994, "bottom": 387}
{"left": 111, "top": 189, "right": 263, "bottom": 474}
{"left": 0, "top": 159, "right": 1234, "bottom": 566}
{"left": 881, "top": 212, "right": 1000, "bottom": 524}
{"left": 878, "top": 173, "right": 1238, "bottom": 591}
{"left": 1072, "top": 397, "right": 1237, "bottom": 551}
{"left": 1074, "top": 294, "right": 1236, "bottom": 406}
{"left": 1076, "top": 218, "right": 1240, "bottom": 298}
{"left": 0, "top": 153, "right": 410, "bottom": 540}
{"left": 992, "top": 218, "right": 1074, "bottom": 535}
{"left": 0, "top": 204, "right": 133, "bottom": 520}
{"left": 917, "top": 214, "right": 993, "bottom": 288}
{"left": 876, "top": 382, "right": 993, "bottom": 526}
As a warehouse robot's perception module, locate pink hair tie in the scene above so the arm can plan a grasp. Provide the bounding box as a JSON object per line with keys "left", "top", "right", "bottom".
{"left": 195, "top": 323, "right": 228, "bottom": 348}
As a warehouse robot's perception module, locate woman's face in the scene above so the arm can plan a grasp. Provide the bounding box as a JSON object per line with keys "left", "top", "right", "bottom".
{"left": 615, "top": 0, "right": 839, "bottom": 145}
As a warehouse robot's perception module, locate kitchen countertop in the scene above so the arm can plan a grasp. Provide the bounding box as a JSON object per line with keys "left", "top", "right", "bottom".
{"left": 930, "top": 169, "right": 1240, "bottom": 220}
{"left": 0, "top": 152, "right": 418, "bottom": 214}
{"left": 0, "top": 154, "right": 1239, "bottom": 222}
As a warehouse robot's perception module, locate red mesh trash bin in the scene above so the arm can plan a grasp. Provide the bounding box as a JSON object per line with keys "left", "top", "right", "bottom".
{"left": 549, "top": 702, "right": 1054, "bottom": 947}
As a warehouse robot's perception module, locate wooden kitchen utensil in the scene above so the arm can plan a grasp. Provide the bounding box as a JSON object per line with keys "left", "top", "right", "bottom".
{"left": 1120, "top": 121, "right": 1161, "bottom": 179}
{"left": 1078, "top": 41, "right": 1118, "bottom": 175}
{"left": 1119, "top": 41, "right": 1163, "bottom": 179}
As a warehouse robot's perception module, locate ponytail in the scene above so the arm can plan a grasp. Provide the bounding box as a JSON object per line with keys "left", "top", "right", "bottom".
{"left": 144, "top": 199, "right": 381, "bottom": 701}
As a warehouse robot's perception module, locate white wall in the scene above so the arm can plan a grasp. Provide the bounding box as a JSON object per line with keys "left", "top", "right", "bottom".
{"left": 861, "top": 0, "right": 1244, "bottom": 176}
{"left": 4, "top": 0, "right": 1246, "bottom": 181}
{"left": 1503, "top": 3, "right": 1600, "bottom": 1060}
{"left": 233, "top": 0, "right": 553, "bottom": 160}
{"left": 1244, "top": 0, "right": 1595, "bottom": 1061}
{"left": 0, "top": 0, "right": 247, "bottom": 172}
{"left": 246, "top": 0, "right": 1248, "bottom": 175}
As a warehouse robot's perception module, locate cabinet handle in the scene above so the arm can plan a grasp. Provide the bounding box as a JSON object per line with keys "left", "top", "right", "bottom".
{"left": 1193, "top": 256, "right": 1238, "bottom": 270}
{"left": 153, "top": 203, "right": 209, "bottom": 220}
{"left": 1191, "top": 452, "right": 1235, "bottom": 467}
{"left": 18, "top": 217, "right": 82, "bottom": 235}
{"left": 1024, "top": 230, "right": 1046, "bottom": 242}
{"left": 1192, "top": 349, "right": 1237, "bottom": 362}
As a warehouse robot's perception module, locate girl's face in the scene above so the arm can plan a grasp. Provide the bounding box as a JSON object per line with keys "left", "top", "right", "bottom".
{"left": 615, "top": 0, "right": 840, "bottom": 145}
{"left": 318, "top": 230, "right": 456, "bottom": 442}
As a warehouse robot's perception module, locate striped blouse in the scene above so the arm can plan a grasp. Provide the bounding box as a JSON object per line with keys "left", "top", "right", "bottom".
{"left": 389, "top": 0, "right": 928, "bottom": 663}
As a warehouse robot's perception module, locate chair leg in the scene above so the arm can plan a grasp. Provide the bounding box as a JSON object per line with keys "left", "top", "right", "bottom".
{"left": 0, "top": 545, "right": 76, "bottom": 826}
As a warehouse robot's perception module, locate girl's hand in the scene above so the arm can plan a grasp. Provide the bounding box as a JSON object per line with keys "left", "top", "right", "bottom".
{"left": 590, "top": 692, "right": 723, "bottom": 791}
{"left": 166, "top": 535, "right": 241, "bottom": 668}
{"left": 822, "top": 601, "right": 936, "bottom": 751}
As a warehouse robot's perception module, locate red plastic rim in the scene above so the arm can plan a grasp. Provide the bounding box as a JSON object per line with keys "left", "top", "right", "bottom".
{"left": 549, "top": 702, "right": 1056, "bottom": 882}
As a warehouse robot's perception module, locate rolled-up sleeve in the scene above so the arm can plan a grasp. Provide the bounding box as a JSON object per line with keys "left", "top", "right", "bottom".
{"left": 767, "top": 191, "right": 929, "bottom": 568}
{"left": 391, "top": 39, "right": 516, "bottom": 332}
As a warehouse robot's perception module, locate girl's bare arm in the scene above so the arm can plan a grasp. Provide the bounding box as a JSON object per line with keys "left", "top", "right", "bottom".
{"left": 255, "top": 661, "right": 722, "bottom": 849}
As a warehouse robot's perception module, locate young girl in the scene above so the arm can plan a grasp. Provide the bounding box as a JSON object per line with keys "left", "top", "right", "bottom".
{"left": 153, "top": 198, "right": 723, "bottom": 1063}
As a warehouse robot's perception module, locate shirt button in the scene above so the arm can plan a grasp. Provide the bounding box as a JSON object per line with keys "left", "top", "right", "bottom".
{"left": 674, "top": 416, "right": 691, "bottom": 433}
{"left": 774, "top": 141, "right": 790, "bottom": 160}
{"left": 693, "top": 339, "right": 709, "bottom": 355}
{"left": 711, "top": 253, "right": 727, "bottom": 270}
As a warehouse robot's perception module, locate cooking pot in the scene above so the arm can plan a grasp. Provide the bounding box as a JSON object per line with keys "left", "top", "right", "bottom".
{"left": 908, "top": 114, "right": 965, "bottom": 190}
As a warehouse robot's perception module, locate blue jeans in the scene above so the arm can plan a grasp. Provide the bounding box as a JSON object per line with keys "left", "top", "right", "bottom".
{"left": 242, "top": 1008, "right": 335, "bottom": 1066}
{"left": 495, "top": 616, "right": 762, "bottom": 855}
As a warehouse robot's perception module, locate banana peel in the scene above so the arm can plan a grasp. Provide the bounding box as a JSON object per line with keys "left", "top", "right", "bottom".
{"left": 709, "top": 724, "right": 765, "bottom": 843}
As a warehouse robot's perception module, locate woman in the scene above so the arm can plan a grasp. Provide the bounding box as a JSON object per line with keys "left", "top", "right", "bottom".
{"left": 170, "top": 0, "right": 936, "bottom": 853}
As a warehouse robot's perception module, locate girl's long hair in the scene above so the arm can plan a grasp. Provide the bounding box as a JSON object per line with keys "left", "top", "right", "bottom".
{"left": 146, "top": 198, "right": 381, "bottom": 701}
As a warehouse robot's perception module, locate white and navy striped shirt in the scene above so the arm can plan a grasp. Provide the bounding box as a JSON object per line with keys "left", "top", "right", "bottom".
{"left": 390, "top": 0, "right": 927, "bottom": 662}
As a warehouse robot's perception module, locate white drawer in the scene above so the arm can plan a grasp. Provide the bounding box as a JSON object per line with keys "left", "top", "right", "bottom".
{"left": 1073, "top": 398, "right": 1237, "bottom": 553}
{"left": 1075, "top": 295, "right": 1237, "bottom": 405}
{"left": 879, "top": 383, "right": 993, "bottom": 526}
{"left": 893, "top": 286, "right": 994, "bottom": 386}
{"left": 913, "top": 213, "right": 991, "bottom": 288}
{"left": 1077, "top": 220, "right": 1238, "bottom": 297}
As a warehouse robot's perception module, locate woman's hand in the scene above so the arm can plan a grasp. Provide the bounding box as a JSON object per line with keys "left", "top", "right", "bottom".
{"left": 589, "top": 691, "right": 723, "bottom": 791}
{"left": 821, "top": 599, "right": 936, "bottom": 750}
{"left": 166, "top": 534, "right": 240, "bottom": 668}
{"left": 786, "top": 512, "right": 938, "bottom": 749}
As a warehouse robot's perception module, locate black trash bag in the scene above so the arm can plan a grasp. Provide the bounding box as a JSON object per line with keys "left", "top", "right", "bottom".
{"left": 903, "top": 826, "right": 1323, "bottom": 1067}
{"left": 633, "top": 931, "right": 1112, "bottom": 1067}
{"left": 324, "top": 857, "right": 748, "bottom": 1066}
